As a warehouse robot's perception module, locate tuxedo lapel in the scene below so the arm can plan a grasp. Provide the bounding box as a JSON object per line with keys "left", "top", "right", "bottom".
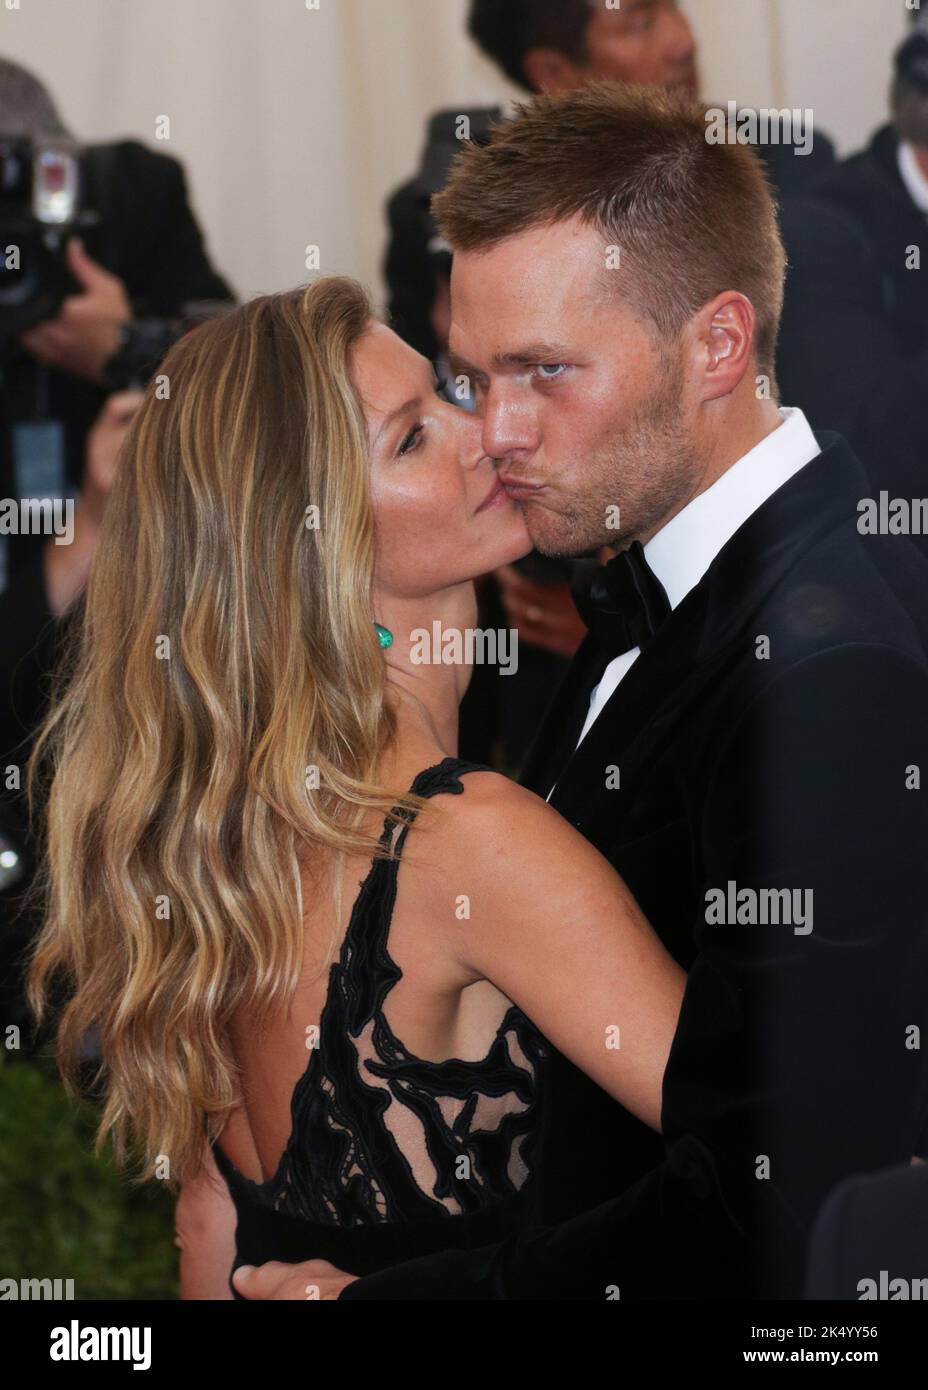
{"left": 519, "top": 633, "right": 612, "bottom": 798}
{"left": 546, "top": 589, "right": 710, "bottom": 839}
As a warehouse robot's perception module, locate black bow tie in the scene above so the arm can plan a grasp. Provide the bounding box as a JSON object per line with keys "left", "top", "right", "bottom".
{"left": 572, "top": 541, "right": 672, "bottom": 657}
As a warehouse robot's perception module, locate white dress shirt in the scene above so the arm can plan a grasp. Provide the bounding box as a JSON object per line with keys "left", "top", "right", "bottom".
{"left": 545, "top": 406, "right": 822, "bottom": 802}
{"left": 898, "top": 140, "right": 928, "bottom": 216}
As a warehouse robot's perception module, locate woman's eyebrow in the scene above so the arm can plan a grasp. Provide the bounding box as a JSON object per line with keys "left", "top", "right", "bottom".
{"left": 447, "top": 351, "right": 483, "bottom": 380}
{"left": 374, "top": 396, "right": 419, "bottom": 445}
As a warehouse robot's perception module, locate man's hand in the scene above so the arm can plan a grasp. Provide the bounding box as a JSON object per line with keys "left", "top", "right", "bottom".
{"left": 232, "top": 1259, "right": 359, "bottom": 1301}
{"left": 495, "top": 565, "right": 588, "bottom": 660}
{"left": 19, "top": 237, "right": 131, "bottom": 384}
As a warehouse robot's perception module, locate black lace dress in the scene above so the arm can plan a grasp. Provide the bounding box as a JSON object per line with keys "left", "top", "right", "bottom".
{"left": 210, "top": 757, "right": 549, "bottom": 1297}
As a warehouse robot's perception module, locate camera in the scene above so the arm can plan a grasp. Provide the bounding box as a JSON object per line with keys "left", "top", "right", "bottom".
{"left": 0, "top": 133, "right": 97, "bottom": 346}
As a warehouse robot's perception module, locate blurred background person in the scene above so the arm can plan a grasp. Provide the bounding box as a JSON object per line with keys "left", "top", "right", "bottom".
{"left": 778, "top": 8, "right": 928, "bottom": 545}
{"left": 0, "top": 57, "right": 235, "bottom": 1053}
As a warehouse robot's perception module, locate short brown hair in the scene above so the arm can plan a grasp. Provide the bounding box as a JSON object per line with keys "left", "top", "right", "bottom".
{"left": 433, "top": 82, "right": 787, "bottom": 379}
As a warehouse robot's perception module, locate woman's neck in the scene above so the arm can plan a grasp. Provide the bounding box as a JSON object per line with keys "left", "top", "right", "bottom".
{"left": 378, "top": 581, "right": 479, "bottom": 762}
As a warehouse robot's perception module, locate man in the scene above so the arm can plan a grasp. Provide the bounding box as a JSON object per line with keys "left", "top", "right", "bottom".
{"left": 388, "top": 0, "right": 833, "bottom": 365}
{"left": 387, "top": 0, "right": 835, "bottom": 770}
{"left": 777, "top": 13, "right": 928, "bottom": 522}
{"left": 291, "top": 82, "right": 927, "bottom": 1299}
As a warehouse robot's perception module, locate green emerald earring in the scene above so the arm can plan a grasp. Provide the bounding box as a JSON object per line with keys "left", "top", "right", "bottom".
{"left": 374, "top": 622, "right": 393, "bottom": 650}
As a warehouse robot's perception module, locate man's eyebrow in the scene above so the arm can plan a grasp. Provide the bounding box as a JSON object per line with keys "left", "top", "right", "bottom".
{"left": 493, "top": 342, "right": 574, "bottom": 367}
{"left": 448, "top": 343, "right": 573, "bottom": 375}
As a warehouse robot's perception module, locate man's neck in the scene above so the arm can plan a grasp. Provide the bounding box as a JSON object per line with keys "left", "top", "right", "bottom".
{"left": 640, "top": 397, "right": 784, "bottom": 547}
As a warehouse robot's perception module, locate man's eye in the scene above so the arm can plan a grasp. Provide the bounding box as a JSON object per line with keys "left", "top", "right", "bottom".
{"left": 535, "top": 363, "right": 570, "bottom": 382}
{"left": 397, "top": 423, "right": 424, "bottom": 457}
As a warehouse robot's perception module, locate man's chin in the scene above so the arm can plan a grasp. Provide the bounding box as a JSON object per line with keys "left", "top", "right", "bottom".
{"left": 524, "top": 527, "right": 600, "bottom": 562}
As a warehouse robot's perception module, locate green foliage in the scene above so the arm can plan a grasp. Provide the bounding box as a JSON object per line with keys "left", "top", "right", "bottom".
{"left": 0, "top": 1048, "right": 178, "bottom": 1299}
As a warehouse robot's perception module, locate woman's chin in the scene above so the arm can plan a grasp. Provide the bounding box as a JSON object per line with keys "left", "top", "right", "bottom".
{"left": 459, "top": 504, "right": 534, "bottom": 578}
{"left": 493, "top": 507, "right": 534, "bottom": 565}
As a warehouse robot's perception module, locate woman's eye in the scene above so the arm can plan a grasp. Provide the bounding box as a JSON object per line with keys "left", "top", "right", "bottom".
{"left": 433, "top": 376, "right": 448, "bottom": 398}
{"left": 535, "top": 363, "right": 569, "bottom": 382}
{"left": 397, "top": 423, "right": 424, "bottom": 457}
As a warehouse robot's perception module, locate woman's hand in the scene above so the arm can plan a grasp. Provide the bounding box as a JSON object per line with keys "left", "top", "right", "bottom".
{"left": 232, "top": 1258, "right": 358, "bottom": 1300}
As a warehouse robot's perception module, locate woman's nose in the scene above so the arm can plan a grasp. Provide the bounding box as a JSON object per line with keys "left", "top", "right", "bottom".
{"left": 455, "top": 410, "right": 487, "bottom": 470}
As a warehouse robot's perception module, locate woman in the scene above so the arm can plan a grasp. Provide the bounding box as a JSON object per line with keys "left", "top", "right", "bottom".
{"left": 25, "top": 279, "right": 685, "bottom": 1299}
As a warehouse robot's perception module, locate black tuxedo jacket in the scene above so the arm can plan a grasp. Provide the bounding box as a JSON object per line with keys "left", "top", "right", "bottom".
{"left": 342, "top": 433, "right": 928, "bottom": 1299}
{"left": 777, "top": 125, "right": 928, "bottom": 540}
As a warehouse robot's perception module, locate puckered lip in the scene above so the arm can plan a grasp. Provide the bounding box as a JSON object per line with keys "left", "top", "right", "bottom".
{"left": 499, "top": 475, "right": 545, "bottom": 493}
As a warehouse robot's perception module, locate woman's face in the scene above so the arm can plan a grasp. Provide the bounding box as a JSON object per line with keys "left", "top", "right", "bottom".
{"left": 351, "top": 322, "right": 531, "bottom": 602}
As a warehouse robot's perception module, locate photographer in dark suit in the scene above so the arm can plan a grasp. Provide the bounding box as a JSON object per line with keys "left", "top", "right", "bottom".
{"left": 0, "top": 58, "right": 234, "bottom": 1045}
{"left": 777, "top": 14, "right": 928, "bottom": 528}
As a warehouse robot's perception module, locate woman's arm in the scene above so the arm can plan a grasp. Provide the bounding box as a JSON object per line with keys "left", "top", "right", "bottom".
{"left": 423, "top": 773, "right": 686, "bottom": 1133}
{"left": 175, "top": 1139, "right": 238, "bottom": 1299}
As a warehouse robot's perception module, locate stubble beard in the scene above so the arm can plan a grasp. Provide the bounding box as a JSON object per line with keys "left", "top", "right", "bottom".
{"left": 526, "top": 350, "right": 702, "bottom": 558}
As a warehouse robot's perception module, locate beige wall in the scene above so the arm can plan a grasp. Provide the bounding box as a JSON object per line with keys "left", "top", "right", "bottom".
{"left": 0, "top": 0, "right": 914, "bottom": 308}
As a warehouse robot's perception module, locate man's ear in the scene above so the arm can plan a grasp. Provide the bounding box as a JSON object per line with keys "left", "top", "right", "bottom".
{"left": 520, "top": 47, "right": 588, "bottom": 95}
{"left": 694, "top": 292, "right": 756, "bottom": 403}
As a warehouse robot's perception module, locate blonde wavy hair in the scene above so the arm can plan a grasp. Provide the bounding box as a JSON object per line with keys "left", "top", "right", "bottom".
{"left": 25, "top": 278, "right": 430, "bottom": 1191}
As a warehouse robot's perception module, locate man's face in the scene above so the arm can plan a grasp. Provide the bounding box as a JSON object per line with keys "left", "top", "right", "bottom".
{"left": 561, "top": 0, "right": 700, "bottom": 96}
{"left": 448, "top": 215, "right": 702, "bottom": 558}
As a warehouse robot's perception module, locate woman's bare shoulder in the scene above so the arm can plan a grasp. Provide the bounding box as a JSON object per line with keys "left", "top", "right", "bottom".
{"left": 412, "top": 766, "right": 606, "bottom": 884}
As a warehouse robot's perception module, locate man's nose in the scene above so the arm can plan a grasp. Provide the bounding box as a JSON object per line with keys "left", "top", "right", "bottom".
{"left": 480, "top": 391, "right": 538, "bottom": 462}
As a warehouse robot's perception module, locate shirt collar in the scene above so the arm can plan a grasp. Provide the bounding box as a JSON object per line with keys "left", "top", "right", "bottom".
{"left": 643, "top": 406, "right": 821, "bottom": 612}
{"left": 898, "top": 140, "right": 928, "bottom": 214}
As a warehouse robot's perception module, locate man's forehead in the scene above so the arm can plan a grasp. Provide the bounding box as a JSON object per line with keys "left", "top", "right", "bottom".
{"left": 448, "top": 317, "right": 577, "bottom": 369}
{"left": 450, "top": 224, "right": 609, "bottom": 362}
{"left": 452, "top": 217, "right": 604, "bottom": 292}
